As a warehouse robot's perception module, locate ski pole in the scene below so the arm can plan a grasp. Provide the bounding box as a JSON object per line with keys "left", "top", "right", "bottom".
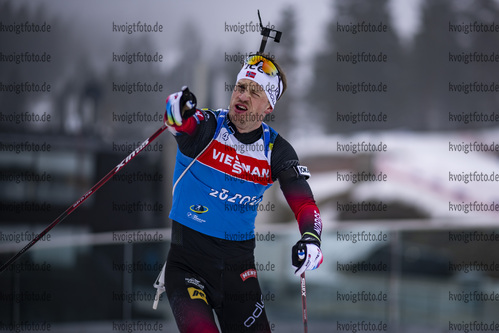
{"left": 301, "top": 272, "right": 308, "bottom": 333}
{"left": 297, "top": 242, "right": 308, "bottom": 333}
{"left": 0, "top": 124, "right": 168, "bottom": 275}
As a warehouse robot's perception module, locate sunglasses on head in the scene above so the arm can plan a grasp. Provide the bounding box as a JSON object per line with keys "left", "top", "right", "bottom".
{"left": 245, "top": 54, "right": 280, "bottom": 77}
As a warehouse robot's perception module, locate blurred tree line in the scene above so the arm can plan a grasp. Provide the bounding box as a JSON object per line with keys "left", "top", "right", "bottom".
{"left": 309, "top": 0, "right": 499, "bottom": 133}
{"left": 3, "top": 0, "right": 499, "bottom": 137}
{"left": 0, "top": 2, "right": 189, "bottom": 140}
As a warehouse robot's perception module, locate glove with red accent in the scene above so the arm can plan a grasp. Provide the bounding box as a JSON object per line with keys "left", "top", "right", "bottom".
{"left": 292, "top": 233, "right": 323, "bottom": 276}
{"left": 165, "top": 86, "right": 203, "bottom": 135}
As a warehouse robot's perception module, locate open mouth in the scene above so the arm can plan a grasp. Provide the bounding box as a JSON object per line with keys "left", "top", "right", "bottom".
{"left": 235, "top": 104, "right": 248, "bottom": 113}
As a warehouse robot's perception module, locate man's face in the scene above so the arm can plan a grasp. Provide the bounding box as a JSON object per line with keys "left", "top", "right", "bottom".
{"left": 228, "top": 79, "right": 273, "bottom": 133}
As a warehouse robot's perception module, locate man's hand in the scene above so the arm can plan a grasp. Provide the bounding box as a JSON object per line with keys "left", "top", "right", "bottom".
{"left": 165, "top": 86, "right": 197, "bottom": 127}
{"left": 165, "top": 86, "right": 202, "bottom": 136}
{"left": 292, "top": 233, "right": 323, "bottom": 276}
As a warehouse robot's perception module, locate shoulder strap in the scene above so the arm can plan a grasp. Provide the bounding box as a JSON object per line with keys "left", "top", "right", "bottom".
{"left": 262, "top": 122, "right": 270, "bottom": 158}
{"left": 213, "top": 109, "right": 228, "bottom": 139}
{"left": 262, "top": 122, "right": 279, "bottom": 158}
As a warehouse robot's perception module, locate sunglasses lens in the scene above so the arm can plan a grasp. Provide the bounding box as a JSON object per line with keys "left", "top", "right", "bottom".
{"left": 261, "top": 61, "right": 278, "bottom": 76}
{"left": 246, "top": 55, "right": 279, "bottom": 76}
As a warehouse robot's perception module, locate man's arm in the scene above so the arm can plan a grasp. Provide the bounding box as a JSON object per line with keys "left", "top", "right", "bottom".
{"left": 272, "top": 136, "right": 323, "bottom": 275}
{"left": 278, "top": 167, "right": 322, "bottom": 242}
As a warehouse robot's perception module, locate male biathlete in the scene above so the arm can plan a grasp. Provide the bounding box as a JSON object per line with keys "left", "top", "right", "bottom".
{"left": 160, "top": 53, "right": 323, "bottom": 332}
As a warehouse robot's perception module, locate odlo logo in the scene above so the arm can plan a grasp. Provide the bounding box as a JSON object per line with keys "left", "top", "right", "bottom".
{"left": 244, "top": 295, "right": 264, "bottom": 328}
{"left": 188, "top": 287, "right": 208, "bottom": 305}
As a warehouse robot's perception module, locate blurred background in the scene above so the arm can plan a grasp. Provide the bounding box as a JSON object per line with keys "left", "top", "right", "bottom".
{"left": 1, "top": 0, "right": 499, "bottom": 332}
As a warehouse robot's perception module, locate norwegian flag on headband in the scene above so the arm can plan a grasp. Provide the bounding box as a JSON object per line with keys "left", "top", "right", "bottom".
{"left": 246, "top": 71, "right": 256, "bottom": 79}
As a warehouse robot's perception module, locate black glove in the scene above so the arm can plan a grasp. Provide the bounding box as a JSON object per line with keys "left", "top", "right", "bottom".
{"left": 165, "top": 86, "right": 197, "bottom": 127}
{"left": 179, "top": 86, "right": 197, "bottom": 119}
